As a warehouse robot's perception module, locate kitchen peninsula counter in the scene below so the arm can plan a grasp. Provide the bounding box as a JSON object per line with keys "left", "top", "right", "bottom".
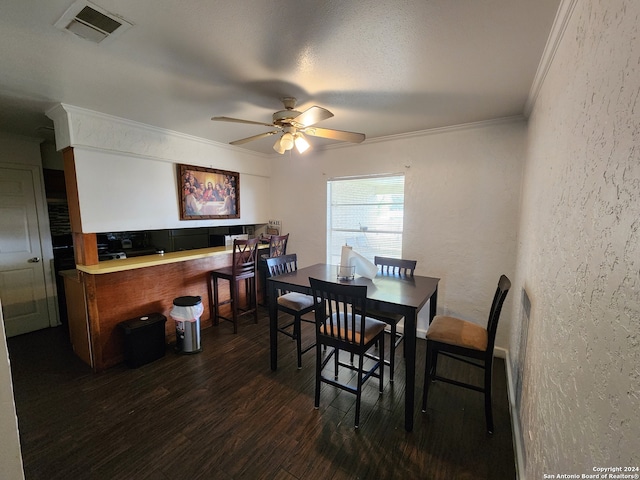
{"left": 77, "top": 245, "right": 244, "bottom": 274}
{"left": 67, "top": 245, "right": 267, "bottom": 371}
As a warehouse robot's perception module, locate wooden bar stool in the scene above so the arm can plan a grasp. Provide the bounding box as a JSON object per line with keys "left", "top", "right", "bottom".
{"left": 360, "top": 256, "right": 417, "bottom": 382}
{"left": 309, "top": 277, "right": 386, "bottom": 429}
{"left": 259, "top": 233, "right": 289, "bottom": 305}
{"left": 266, "top": 254, "right": 315, "bottom": 369}
{"left": 208, "top": 238, "right": 259, "bottom": 333}
{"left": 421, "top": 274, "right": 511, "bottom": 433}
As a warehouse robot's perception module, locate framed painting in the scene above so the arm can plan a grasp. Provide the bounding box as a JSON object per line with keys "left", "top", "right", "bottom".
{"left": 177, "top": 163, "right": 240, "bottom": 220}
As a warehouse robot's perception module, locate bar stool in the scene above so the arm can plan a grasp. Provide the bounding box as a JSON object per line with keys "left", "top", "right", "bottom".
{"left": 265, "top": 253, "right": 315, "bottom": 368}
{"left": 259, "top": 233, "right": 289, "bottom": 305}
{"left": 370, "top": 256, "right": 417, "bottom": 382}
{"left": 208, "top": 238, "right": 259, "bottom": 333}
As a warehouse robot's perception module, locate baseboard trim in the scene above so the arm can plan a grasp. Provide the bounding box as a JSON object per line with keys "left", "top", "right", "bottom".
{"left": 494, "top": 347, "right": 526, "bottom": 480}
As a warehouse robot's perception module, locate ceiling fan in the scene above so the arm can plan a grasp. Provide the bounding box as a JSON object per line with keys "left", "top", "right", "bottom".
{"left": 212, "top": 97, "right": 365, "bottom": 154}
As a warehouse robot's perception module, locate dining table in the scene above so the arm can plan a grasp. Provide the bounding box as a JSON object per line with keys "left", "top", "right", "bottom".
{"left": 267, "top": 263, "right": 440, "bottom": 432}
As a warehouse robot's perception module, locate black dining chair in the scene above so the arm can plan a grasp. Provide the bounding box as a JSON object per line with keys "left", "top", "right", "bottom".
{"left": 208, "top": 238, "right": 259, "bottom": 333}
{"left": 421, "top": 274, "right": 511, "bottom": 433}
{"left": 362, "top": 256, "right": 417, "bottom": 382}
{"left": 310, "top": 277, "right": 386, "bottom": 429}
{"left": 265, "top": 254, "right": 315, "bottom": 368}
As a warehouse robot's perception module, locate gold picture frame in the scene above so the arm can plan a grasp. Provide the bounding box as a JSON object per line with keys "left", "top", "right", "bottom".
{"left": 177, "top": 163, "right": 240, "bottom": 220}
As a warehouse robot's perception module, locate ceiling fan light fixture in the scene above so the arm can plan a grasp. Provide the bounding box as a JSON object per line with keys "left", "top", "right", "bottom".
{"left": 280, "top": 132, "right": 294, "bottom": 151}
{"left": 212, "top": 97, "right": 365, "bottom": 152}
{"left": 295, "top": 133, "right": 310, "bottom": 153}
{"left": 273, "top": 137, "right": 286, "bottom": 154}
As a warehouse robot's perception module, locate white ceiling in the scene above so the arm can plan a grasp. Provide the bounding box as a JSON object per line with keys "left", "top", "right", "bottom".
{"left": 0, "top": 0, "right": 561, "bottom": 154}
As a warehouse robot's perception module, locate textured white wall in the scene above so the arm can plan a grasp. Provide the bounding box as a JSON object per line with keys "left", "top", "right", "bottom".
{"left": 270, "top": 120, "right": 525, "bottom": 342}
{"left": 512, "top": 0, "right": 640, "bottom": 475}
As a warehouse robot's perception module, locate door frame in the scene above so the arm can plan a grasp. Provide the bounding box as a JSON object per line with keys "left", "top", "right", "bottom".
{"left": 1, "top": 162, "right": 60, "bottom": 330}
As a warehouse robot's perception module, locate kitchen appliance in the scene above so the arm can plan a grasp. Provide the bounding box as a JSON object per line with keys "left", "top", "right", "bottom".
{"left": 96, "top": 233, "right": 127, "bottom": 261}
{"left": 98, "top": 251, "right": 127, "bottom": 261}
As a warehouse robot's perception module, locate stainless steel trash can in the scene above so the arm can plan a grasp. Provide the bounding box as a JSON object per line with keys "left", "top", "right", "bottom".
{"left": 171, "top": 296, "right": 203, "bottom": 354}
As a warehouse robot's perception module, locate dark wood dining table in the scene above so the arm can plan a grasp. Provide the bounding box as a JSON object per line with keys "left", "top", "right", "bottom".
{"left": 267, "top": 263, "right": 440, "bottom": 432}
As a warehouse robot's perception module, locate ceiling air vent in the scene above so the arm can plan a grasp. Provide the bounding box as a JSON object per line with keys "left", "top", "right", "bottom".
{"left": 55, "top": 0, "right": 132, "bottom": 44}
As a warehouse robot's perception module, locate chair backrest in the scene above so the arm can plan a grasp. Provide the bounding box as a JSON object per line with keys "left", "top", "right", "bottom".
{"left": 265, "top": 253, "right": 298, "bottom": 277}
{"left": 374, "top": 256, "right": 417, "bottom": 276}
{"left": 310, "top": 277, "right": 369, "bottom": 347}
{"left": 268, "top": 233, "right": 289, "bottom": 258}
{"left": 485, "top": 275, "right": 511, "bottom": 351}
{"left": 232, "top": 238, "right": 259, "bottom": 279}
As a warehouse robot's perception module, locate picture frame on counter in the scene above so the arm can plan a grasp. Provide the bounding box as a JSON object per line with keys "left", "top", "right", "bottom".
{"left": 177, "top": 163, "right": 240, "bottom": 220}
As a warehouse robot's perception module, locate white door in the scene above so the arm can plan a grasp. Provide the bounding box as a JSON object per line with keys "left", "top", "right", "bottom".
{"left": 0, "top": 167, "right": 51, "bottom": 336}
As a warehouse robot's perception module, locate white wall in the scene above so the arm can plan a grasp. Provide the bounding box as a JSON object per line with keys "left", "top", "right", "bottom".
{"left": 0, "top": 132, "right": 58, "bottom": 329}
{"left": 0, "top": 132, "right": 43, "bottom": 167}
{"left": 270, "top": 119, "right": 525, "bottom": 344}
{"left": 512, "top": 0, "right": 640, "bottom": 475}
{"left": 0, "top": 300, "right": 24, "bottom": 479}
{"left": 47, "top": 105, "right": 272, "bottom": 232}
{"left": 72, "top": 147, "right": 270, "bottom": 232}
{"left": 0, "top": 136, "right": 42, "bottom": 480}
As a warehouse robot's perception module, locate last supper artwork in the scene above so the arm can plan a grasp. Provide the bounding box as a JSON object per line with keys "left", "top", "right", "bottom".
{"left": 177, "top": 164, "right": 240, "bottom": 220}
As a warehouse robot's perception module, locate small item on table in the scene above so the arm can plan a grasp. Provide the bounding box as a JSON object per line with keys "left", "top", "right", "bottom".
{"left": 337, "top": 264, "right": 355, "bottom": 280}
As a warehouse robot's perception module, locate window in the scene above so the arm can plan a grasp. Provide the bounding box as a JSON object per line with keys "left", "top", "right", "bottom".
{"left": 327, "top": 174, "right": 405, "bottom": 264}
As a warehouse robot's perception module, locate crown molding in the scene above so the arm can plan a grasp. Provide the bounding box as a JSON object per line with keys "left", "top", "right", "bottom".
{"left": 45, "top": 103, "right": 272, "bottom": 164}
{"left": 524, "top": 0, "right": 578, "bottom": 117}
{"left": 322, "top": 115, "right": 526, "bottom": 152}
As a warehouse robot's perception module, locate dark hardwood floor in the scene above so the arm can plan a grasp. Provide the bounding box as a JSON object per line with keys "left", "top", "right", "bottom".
{"left": 8, "top": 307, "right": 516, "bottom": 479}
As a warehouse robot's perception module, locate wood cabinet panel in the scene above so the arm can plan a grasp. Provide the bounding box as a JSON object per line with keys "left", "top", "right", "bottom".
{"left": 62, "top": 271, "right": 92, "bottom": 367}
{"left": 86, "top": 252, "right": 233, "bottom": 371}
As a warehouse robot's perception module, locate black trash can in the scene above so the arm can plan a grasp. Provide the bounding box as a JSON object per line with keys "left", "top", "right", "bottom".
{"left": 171, "top": 296, "right": 203, "bottom": 354}
{"left": 118, "top": 313, "right": 167, "bottom": 368}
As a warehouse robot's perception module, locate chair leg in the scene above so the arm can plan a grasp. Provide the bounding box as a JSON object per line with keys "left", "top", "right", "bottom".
{"left": 484, "top": 356, "right": 494, "bottom": 434}
{"left": 314, "top": 343, "right": 322, "bottom": 409}
{"left": 430, "top": 344, "right": 438, "bottom": 377}
{"left": 208, "top": 274, "right": 215, "bottom": 326}
{"left": 295, "top": 316, "right": 302, "bottom": 369}
{"left": 252, "top": 277, "right": 258, "bottom": 323}
{"left": 231, "top": 280, "right": 238, "bottom": 334}
{"left": 211, "top": 275, "right": 220, "bottom": 326}
{"left": 355, "top": 353, "right": 364, "bottom": 429}
{"left": 421, "top": 341, "right": 434, "bottom": 412}
{"left": 389, "top": 324, "right": 396, "bottom": 382}
{"left": 379, "top": 333, "right": 384, "bottom": 394}
{"left": 334, "top": 348, "right": 339, "bottom": 380}
{"left": 249, "top": 277, "right": 258, "bottom": 324}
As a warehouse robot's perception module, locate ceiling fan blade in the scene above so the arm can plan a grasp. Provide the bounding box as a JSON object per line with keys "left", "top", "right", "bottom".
{"left": 212, "top": 116, "right": 276, "bottom": 128}
{"left": 302, "top": 127, "right": 365, "bottom": 143}
{"left": 229, "top": 131, "right": 279, "bottom": 145}
{"left": 292, "top": 106, "right": 334, "bottom": 127}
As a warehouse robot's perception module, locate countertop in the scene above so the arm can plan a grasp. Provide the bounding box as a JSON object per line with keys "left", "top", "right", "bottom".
{"left": 75, "top": 244, "right": 268, "bottom": 275}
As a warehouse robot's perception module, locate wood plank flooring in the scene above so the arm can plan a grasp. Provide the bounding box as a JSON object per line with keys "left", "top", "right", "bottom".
{"left": 8, "top": 307, "right": 516, "bottom": 479}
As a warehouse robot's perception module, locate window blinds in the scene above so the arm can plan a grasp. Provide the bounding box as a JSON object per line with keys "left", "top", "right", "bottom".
{"left": 326, "top": 174, "right": 405, "bottom": 265}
